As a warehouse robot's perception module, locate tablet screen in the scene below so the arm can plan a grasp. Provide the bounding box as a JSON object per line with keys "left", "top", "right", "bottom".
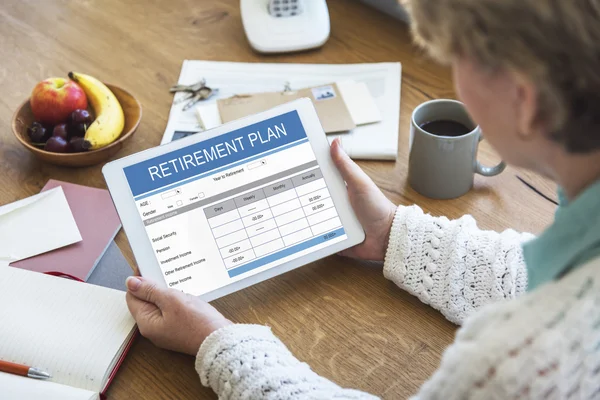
{"left": 123, "top": 110, "right": 348, "bottom": 295}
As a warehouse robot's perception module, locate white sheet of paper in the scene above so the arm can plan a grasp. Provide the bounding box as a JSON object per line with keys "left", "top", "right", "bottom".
{"left": 336, "top": 80, "right": 382, "bottom": 125}
{"left": 162, "top": 61, "right": 401, "bottom": 160}
{"left": 0, "top": 187, "right": 82, "bottom": 264}
{"left": 195, "top": 102, "right": 222, "bottom": 130}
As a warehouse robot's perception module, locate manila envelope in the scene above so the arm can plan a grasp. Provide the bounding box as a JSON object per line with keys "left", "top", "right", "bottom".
{"left": 217, "top": 83, "right": 356, "bottom": 133}
{"left": 0, "top": 186, "right": 82, "bottom": 267}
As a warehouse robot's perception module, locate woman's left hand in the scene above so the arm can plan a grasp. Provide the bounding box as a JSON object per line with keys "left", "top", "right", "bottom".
{"left": 125, "top": 276, "right": 232, "bottom": 355}
{"left": 330, "top": 138, "right": 397, "bottom": 261}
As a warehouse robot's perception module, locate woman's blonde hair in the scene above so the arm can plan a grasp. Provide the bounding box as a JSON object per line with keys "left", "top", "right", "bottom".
{"left": 404, "top": 0, "right": 600, "bottom": 152}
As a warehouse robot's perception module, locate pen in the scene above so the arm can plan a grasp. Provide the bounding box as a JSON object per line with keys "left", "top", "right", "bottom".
{"left": 0, "top": 360, "right": 51, "bottom": 380}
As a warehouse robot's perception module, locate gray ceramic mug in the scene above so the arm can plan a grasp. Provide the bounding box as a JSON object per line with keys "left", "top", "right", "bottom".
{"left": 408, "top": 99, "right": 506, "bottom": 199}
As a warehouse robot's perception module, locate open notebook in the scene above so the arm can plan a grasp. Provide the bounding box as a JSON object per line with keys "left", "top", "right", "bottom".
{"left": 0, "top": 267, "right": 136, "bottom": 400}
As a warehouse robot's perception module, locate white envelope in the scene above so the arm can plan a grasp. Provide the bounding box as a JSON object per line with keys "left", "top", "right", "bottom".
{"left": 0, "top": 187, "right": 82, "bottom": 267}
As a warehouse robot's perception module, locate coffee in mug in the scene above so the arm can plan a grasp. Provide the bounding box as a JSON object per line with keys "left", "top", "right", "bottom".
{"left": 419, "top": 120, "right": 471, "bottom": 137}
{"left": 408, "top": 99, "right": 506, "bottom": 199}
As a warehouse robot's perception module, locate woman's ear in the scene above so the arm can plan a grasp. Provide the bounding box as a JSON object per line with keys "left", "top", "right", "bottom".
{"left": 512, "top": 71, "right": 541, "bottom": 140}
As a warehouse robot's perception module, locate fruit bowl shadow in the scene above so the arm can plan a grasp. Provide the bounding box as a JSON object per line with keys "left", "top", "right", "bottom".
{"left": 12, "top": 84, "right": 142, "bottom": 167}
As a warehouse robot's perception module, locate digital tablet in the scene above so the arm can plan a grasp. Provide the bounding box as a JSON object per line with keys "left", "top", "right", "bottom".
{"left": 103, "top": 98, "right": 365, "bottom": 301}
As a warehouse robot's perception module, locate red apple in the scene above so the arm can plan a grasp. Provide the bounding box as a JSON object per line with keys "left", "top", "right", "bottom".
{"left": 30, "top": 78, "right": 88, "bottom": 126}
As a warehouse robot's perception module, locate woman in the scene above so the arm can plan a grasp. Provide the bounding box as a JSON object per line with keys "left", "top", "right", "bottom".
{"left": 125, "top": 0, "right": 600, "bottom": 397}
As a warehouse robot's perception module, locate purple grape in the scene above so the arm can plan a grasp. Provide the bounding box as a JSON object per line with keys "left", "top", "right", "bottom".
{"left": 53, "top": 123, "right": 69, "bottom": 140}
{"left": 69, "top": 136, "right": 87, "bottom": 153}
{"left": 27, "top": 122, "right": 51, "bottom": 143}
{"left": 44, "top": 136, "right": 70, "bottom": 153}
{"left": 70, "top": 109, "right": 92, "bottom": 124}
{"left": 69, "top": 122, "right": 88, "bottom": 138}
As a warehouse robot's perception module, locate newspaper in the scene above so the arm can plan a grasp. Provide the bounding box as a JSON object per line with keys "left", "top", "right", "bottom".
{"left": 161, "top": 60, "right": 401, "bottom": 160}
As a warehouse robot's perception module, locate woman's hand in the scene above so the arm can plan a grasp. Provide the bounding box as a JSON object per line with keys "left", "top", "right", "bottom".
{"left": 125, "top": 140, "right": 396, "bottom": 355}
{"left": 330, "top": 138, "right": 397, "bottom": 261}
{"left": 125, "top": 276, "right": 232, "bottom": 355}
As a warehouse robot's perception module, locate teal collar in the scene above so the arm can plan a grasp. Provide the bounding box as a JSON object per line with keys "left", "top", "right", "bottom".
{"left": 523, "top": 180, "right": 600, "bottom": 290}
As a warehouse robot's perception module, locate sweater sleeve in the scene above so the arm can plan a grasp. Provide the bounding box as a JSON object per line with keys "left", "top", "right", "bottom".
{"left": 384, "top": 205, "right": 534, "bottom": 325}
{"left": 196, "top": 324, "right": 379, "bottom": 399}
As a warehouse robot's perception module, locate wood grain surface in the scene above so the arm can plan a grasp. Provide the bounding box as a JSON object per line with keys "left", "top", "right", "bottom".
{"left": 0, "top": 1, "right": 556, "bottom": 398}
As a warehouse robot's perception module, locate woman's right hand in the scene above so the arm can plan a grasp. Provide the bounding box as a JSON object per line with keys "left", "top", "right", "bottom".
{"left": 330, "top": 138, "right": 397, "bottom": 261}
{"left": 126, "top": 276, "right": 232, "bottom": 356}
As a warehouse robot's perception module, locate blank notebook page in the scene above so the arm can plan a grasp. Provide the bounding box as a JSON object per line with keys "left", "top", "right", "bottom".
{"left": 0, "top": 267, "right": 136, "bottom": 393}
{"left": 0, "top": 372, "right": 97, "bottom": 400}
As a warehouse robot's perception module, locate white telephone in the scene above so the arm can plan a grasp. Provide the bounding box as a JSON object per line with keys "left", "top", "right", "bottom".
{"left": 240, "top": 0, "right": 330, "bottom": 53}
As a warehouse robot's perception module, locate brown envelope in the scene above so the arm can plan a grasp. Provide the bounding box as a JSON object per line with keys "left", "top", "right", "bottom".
{"left": 217, "top": 83, "right": 356, "bottom": 133}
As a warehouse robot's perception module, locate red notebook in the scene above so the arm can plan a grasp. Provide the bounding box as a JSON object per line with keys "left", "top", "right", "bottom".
{"left": 11, "top": 180, "right": 121, "bottom": 281}
{"left": 43, "top": 272, "right": 138, "bottom": 400}
{"left": 0, "top": 267, "right": 137, "bottom": 399}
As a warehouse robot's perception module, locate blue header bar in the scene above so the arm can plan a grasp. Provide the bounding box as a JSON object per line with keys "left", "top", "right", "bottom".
{"left": 124, "top": 111, "right": 307, "bottom": 196}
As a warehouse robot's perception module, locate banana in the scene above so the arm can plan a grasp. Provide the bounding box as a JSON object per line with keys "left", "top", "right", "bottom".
{"left": 68, "top": 72, "right": 124, "bottom": 150}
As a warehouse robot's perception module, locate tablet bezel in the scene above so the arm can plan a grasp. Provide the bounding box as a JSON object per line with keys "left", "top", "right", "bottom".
{"left": 103, "top": 98, "right": 365, "bottom": 301}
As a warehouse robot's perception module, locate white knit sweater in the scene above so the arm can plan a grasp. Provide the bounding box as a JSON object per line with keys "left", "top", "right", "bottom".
{"left": 195, "top": 205, "right": 600, "bottom": 399}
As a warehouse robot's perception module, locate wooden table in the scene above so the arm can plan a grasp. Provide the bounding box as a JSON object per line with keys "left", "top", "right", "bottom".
{"left": 0, "top": 1, "right": 557, "bottom": 398}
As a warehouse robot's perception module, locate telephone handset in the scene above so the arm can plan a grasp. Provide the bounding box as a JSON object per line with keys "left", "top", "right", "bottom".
{"left": 241, "top": 0, "right": 330, "bottom": 53}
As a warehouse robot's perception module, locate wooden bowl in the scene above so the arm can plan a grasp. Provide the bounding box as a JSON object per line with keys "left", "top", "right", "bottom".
{"left": 11, "top": 84, "right": 142, "bottom": 167}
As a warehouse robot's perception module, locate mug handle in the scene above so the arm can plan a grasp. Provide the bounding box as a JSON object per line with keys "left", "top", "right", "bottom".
{"left": 475, "top": 134, "right": 506, "bottom": 176}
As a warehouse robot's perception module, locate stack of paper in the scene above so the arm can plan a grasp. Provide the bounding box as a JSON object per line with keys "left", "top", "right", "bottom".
{"left": 198, "top": 80, "right": 382, "bottom": 134}
{"left": 1, "top": 182, "right": 129, "bottom": 291}
{"left": 11, "top": 180, "right": 122, "bottom": 281}
{"left": 214, "top": 82, "right": 358, "bottom": 133}
{"left": 161, "top": 61, "right": 401, "bottom": 160}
